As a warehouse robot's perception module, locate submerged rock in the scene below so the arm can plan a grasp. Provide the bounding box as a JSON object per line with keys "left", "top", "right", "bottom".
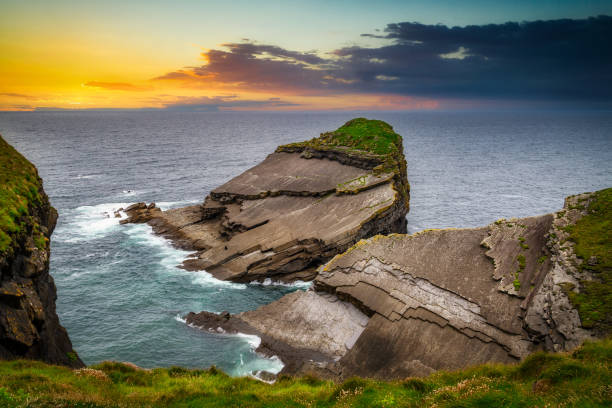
{"left": 0, "top": 136, "right": 83, "bottom": 368}
{"left": 187, "top": 189, "right": 609, "bottom": 379}
{"left": 123, "top": 118, "right": 410, "bottom": 282}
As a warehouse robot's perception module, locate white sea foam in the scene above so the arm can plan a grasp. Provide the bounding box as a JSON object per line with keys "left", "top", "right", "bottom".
{"left": 124, "top": 223, "right": 246, "bottom": 289}
{"left": 55, "top": 202, "right": 129, "bottom": 243}
{"left": 239, "top": 353, "right": 284, "bottom": 377}
{"left": 156, "top": 200, "right": 200, "bottom": 211}
{"left": 501, "top": 194, "right": 528, "bottom": 199}
{"left": 250, "top": 366, "right": 281, "bottom": 383}
{"left": 235, "top": 332, "right": 262, "bottom": 349}
{"left": 57, "top": 201, "right": 244, "bottom": 288}
{"left": 56, "top": 200, "right": 198, "bottom": 244}
{"left": 174, "top": 316, "right": 284, "bottom": 376}
{"left": 191, "top": 271, "right": 247, "bottom": 289}
{"left": 249, "top": 278, "right": 312, "bottom": 289}
{"left": 120, "top": 190, "right": 141, "bottom": 197}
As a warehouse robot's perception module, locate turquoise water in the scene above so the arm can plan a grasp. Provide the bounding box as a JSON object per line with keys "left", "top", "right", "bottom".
{"left": 1, "top": 110, "right": 610, "bottom": 374}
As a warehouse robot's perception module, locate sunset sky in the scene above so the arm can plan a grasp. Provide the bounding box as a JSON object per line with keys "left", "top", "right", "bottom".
{"left": 1, "top": 0, "right": 611, "bottom": 111}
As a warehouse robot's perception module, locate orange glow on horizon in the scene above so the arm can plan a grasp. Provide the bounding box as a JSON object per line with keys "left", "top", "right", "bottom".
{"left": 0, "top": 37, "right": 439, "bottom": 112}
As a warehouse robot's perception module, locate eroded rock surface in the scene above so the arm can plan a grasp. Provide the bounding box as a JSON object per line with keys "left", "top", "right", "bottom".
{"left": 123, "top": 119, "right": 410, "bottom": 283}
{"left": 186, "top": 190, "right": 607, "bottom": 379}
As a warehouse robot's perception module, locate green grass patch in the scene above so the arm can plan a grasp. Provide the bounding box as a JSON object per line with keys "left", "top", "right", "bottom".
{"left": 277, "top": 118, "right": 403, "bottom": 158}
{"left": 0, "top": 136, "right": 43, "bottom": 254}
{"left": 563, "top": 188, "right": 611, "bottom": 333}
{"left": 0, "top": 338, "right": 610, "bottom": 407}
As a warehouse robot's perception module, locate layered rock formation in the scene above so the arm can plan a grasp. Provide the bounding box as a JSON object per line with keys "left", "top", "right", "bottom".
{"left": 0, "top": 136, "right": 83, "bottom": 368}
{"left": 187, "top": 188, "right": 609, "bottom": 379}
{"left": 123, "top": 118, "right": 410, "bottom": 282}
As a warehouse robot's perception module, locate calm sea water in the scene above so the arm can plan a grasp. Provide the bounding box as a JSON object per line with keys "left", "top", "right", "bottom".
{"left": 1, "top": 110, "right": 610, "bottom": 374}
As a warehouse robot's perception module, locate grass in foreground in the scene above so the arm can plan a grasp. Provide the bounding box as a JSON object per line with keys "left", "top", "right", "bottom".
{"left": 0, "top": 135, "right": 44, "bottom": 254}
{"left": 0, "top": 338, "right": 610, "bottom": 407}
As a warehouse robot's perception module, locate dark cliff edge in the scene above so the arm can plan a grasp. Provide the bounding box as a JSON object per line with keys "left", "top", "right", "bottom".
{"left": 0, "top": 136, "right": 83, "bottom": 368}
{"left": 121, "top": 118, "right": 410, "bottom": 283}
{"left": 187, "top": 188, "right": 611, "bottom": 380}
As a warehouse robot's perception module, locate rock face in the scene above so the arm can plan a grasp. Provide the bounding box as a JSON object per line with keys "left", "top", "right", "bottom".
{"left": 186, "top": 189, "right": 608, "bottom": 379}
{"left": 123, "top": 118, "right": 410, "bottom": 282}
{"left": 0, "top": 136, "right": 84, "bottom": 368}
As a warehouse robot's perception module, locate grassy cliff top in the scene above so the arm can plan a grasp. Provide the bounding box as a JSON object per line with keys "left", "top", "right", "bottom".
{"left": 564, "top": 187, "right": 611, "bottom": 333}
{"left": 278, "top": 118, "right": 404, "bottom": 159}
{"left": 0, "top": 338, "right": 610, "bottom": 407}
{"left": 0, "top": 136, "right": 42, "bottom": 254}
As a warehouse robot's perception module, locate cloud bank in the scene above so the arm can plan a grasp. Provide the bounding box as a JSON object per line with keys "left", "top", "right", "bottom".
{"left": 156, "top": 16, "right": 612, "bottom": 104}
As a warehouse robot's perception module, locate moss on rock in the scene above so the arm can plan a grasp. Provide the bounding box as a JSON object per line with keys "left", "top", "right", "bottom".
{"left": 564, "top": 187, "right": 612, "bottom": 333}
{"left": 0, "top": 135, "right": 44, "bottom": 255}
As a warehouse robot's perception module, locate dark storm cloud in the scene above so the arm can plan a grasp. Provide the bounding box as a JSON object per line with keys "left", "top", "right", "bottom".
{"left": 347, "top": 15, "right": 612, "bottom": 99}
{"left": 156, "top": 16, "right": 612, "bottom": 102}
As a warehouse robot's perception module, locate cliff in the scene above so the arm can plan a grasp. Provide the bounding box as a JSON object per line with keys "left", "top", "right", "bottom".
{"left": 122, "top": 118, "right": 410, "bottom": 282}
{"left": 187, "top": 188, "right": 610, "bottom": 379}
{"left": 0, "top": 136, "right": 83, "bottom": 368}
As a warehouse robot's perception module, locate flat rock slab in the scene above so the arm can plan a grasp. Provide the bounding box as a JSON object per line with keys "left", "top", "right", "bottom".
{"left": 212, "top": 152, "right": 367, "bottom": 197}
{"left": 239, "top": 290, "right": 369, "bottom": 360}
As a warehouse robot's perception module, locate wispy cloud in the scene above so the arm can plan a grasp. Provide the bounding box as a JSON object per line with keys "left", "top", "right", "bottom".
{"left": 13, "top": 95, "right": 299, "bottom": 112}
{"left": 0, "top": 92, "right": 37, "bottom": 99}
{"left": 160, "top": 95, "right": 299, "bottom": 111}
{"left": 84, "top": 81, "right": 150, "bottom": 91}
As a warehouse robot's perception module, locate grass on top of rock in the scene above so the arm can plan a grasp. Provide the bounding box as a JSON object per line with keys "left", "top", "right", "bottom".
{"left": 277, "top": 118, "right": 406, "bottom": 173}
{"left": 564, "top": 187, "right": 612, "bottom": 334}
{"left": 316, "top": 118, "right": 403, "bottom": 156}
{"left": 0, "top": 338, "right": 610, "bottom": 407}
{"left": 0, "top": 136, "right": 43, "bottom": 254}
{"left": 277, "top": 118, "right": 409, "bottom": 205}
{"left": 279, "top": 118, "right": 403, "bottom": 157}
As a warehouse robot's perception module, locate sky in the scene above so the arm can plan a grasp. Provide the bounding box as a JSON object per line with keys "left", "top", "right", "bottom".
{"left": 1, "top": 0, "right": 611, "bottom": 111}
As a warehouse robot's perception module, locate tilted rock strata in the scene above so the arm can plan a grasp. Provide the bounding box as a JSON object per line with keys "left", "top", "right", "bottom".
{"left": 187, "top": 191, "right": 605, "bottom": 379}
{"left": 123, "top": 120, "right": 409, "bottom": 283}
{"left": 0, "top": 136, "right": 83, "bottom": 367}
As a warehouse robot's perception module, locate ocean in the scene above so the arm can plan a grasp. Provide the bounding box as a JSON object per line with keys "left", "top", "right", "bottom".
{"left": 1, "top": 110, "right": 610, "bottom": 375}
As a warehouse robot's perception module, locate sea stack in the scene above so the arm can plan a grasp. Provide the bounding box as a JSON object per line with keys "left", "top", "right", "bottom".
{"left": 0, "top": 136, "right": 84, "bottom": 368}
{"left": 123, "top": 118, "right": 410, "bottom": 282}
